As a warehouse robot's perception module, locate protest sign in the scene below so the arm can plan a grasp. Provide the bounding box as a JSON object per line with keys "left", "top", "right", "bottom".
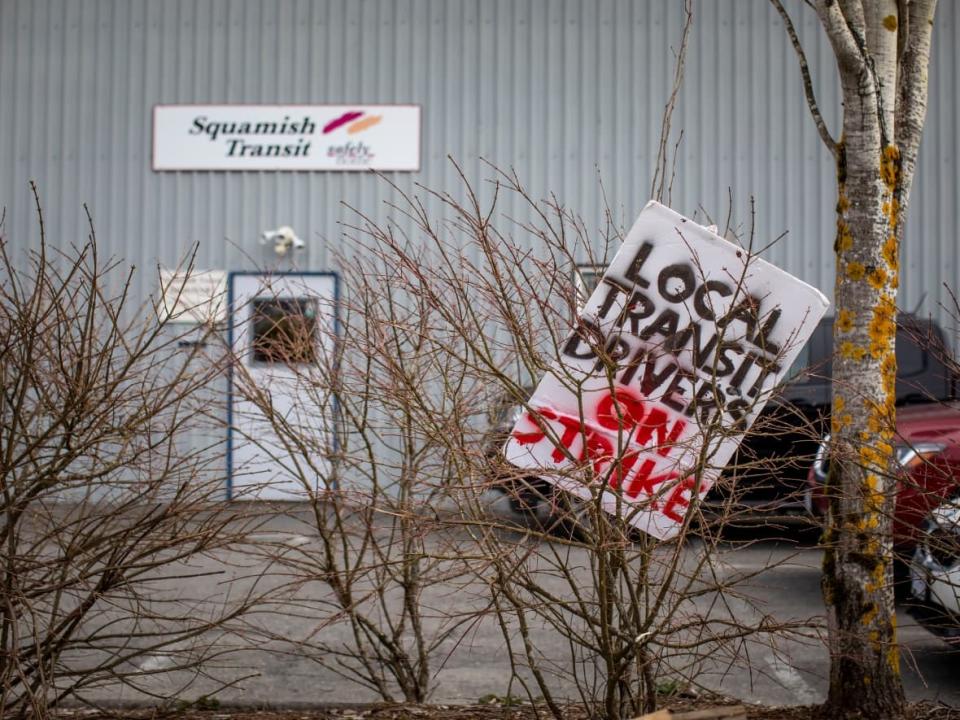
{"left": 503, "top": 201, "right": 830, "bottom": 539}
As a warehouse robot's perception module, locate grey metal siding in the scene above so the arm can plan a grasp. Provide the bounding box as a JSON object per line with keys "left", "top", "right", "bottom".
{"left": 0, "top": 0, "right": 957, "bottom": 334}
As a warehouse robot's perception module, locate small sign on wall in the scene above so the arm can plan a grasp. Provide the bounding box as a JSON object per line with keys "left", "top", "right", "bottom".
{"left": 153, "top": 105, "right": 420, "bottom": 171}
{"left": 159, "top": 269, "right": 227, "bottom": 324}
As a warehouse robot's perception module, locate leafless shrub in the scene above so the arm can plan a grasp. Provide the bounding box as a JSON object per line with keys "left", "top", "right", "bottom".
{"left": 222, "top": 164, "right": 824, "bottom": 718}
{"left": 0, "top": 188, "right": 259, "bottom": 717}
{"left": 226, "top": 258, "right": 486, "bottom": 703}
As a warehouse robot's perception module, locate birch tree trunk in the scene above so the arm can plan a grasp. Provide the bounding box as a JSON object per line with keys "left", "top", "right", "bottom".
{"left": 772, "top": 1, "right": 937, "bottom": 716}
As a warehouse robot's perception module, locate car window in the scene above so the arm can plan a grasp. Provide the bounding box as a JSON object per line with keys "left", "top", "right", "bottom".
{"left": 789, "top": 319, "right": 928, "bottom": 382}
{"left": 788, "top": 320, "right": 832, "bottom": 383}
{"left": 895, "top": 329, "right": 927, "bottom": 376}
{"left": 783, "top": 343, "right": 810, "bottom": 382}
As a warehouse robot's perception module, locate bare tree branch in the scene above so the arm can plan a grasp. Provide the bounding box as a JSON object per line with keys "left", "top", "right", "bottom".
{"left": 815, "top": 0, "right": 868, "bottom": 73}
{"left": 769, "top": 0, "right": 839, "bottom": 156}
{"left": 894, "top": 0, "right": 938, "bottom": 219}
{"left": 651, "top": 0, "right": 693, "bottom": 203}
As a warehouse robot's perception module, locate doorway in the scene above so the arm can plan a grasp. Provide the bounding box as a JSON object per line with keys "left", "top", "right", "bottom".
{"left": 227, "top": 272, "right": 338, "bottom": 499}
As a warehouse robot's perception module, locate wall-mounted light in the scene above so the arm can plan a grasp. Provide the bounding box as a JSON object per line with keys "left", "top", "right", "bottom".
{"left": 260, "top": 226, "right": 305, "bottom": 256}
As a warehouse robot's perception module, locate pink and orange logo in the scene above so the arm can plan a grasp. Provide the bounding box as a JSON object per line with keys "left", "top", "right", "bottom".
{"left": 323, "top": 110, "right": 381, "bottom": 164}
{"left": 322, "top": 110, "right": 383, "bottom": 135}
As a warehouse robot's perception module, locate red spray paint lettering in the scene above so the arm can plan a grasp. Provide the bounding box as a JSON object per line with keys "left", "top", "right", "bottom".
{"left": 593, "top": 388, "right": 686, "bottom": 456}
{"left": 510, "top": 388, "right": 695, "bottom": 519}
{"left": 512, "top": 406, "right": 613, "bottom": 475}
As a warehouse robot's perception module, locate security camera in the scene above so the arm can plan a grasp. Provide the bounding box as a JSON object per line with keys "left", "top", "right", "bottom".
{"left": 260, "top": 226, "right": 305, "bottom": 256}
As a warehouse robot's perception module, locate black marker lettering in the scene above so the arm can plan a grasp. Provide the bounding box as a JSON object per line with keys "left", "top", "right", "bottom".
{"left": 640, "top": 309, "right": 680, "bottom": 343}
{"left": 624, "top": 291, "right": 656, "bottom": 334}
{"left": 751, "top": 308, "right": 782, "bottom": 354}
{"left": 693, "top": 280, "right": 733, "bottom": 321}
{"left": 661, "top": 368, "right": 693, "bottom": 412}
{"left": 623, "top": 241, "right": 654, "bottom": 288}
{"left": 657, "top": 263, "right": 697, "bottom": 303}
{"left": 596, "top": 280, "right": 628, "bottom": 320}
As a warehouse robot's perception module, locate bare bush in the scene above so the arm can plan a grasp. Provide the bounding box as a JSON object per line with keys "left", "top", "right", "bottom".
{"left": 222, "top": 162, "right": 827, "bottom": 718}
{"left": 0, "top": 189, "right": 258, "bottom": 717}
{"left": 227, "top": 262, "right": 484, "bottom": 703}
{"left": 345, "top": 169, "right": 825, "bottom": 719}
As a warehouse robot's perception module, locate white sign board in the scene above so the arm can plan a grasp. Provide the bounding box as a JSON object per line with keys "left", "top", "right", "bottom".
{"left": 504, "top": 201, "right": 829, "bottom": 539}
{"left": 153, "top": 105, "right": 420, "bottom": 171}
{"left": 159, "top": 269, "right": 227, "bottom": 324}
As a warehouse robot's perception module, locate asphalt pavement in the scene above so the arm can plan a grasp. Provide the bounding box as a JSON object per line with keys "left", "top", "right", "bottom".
{"left": 79, "top": 509, "right": 960, "bottom": 710}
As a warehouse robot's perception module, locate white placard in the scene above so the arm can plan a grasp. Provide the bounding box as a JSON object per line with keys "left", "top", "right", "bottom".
{"left": 504, "top": 201, "right": 830, "bottom": 539}
{"left": 159, "top": 269, "right": 227, "bottom": 324}
{"left": 153, "top": 105, "right": 420, "bottom": 171}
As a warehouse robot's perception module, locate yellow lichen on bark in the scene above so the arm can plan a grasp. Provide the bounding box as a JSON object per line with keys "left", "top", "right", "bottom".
{"left": 867, "top": 267, "right": 889, "bottom": 289}
{"left": 869, "top": 297, "right": 897, "bottom": 359}
{"left": 873, "top": 144, "right": 900, "bottom": 420}
{"left": 881, "top": 145, "right": 901, "bottom": 189}
{"left": 863, "top": 555, "right": 887, "bottom": 596}
{"left": 874, "top": 292, "right": 897, "bottom": 323}
{"left": 847, "top": 261, "right": 866, "bottom": 281}
{"left": 837, "top": 309, "right": 855, "bottom": 333}
{"left": 882, "top": 190, "right": 901, "bottom": 292}
{"left": 860, "top": 445, "right": 887, "bottom": 472}
{"left": 840, "top": 341, "right": 866, "bottom": 361}
{"left": 881, "top": 354, "right": 897, "bottom": 395}
{"left": 865, "top": 406, "right": 895, "bottom": 441}
{"left": 888, "top": 614, "right": 901, "bottom": 674}
{"left": 832, "top": 413, "right": 854, "bottom": 434}
{"left": 838, "top": 218, "right": 854, "bottom": 252}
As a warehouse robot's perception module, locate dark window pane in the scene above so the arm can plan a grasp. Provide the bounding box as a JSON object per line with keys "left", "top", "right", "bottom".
{"left": 786, "top": 320, "right": 928, "bottom": 383}
{"left": 251, "top": 298, "right": 318, "bottom": 364}
{"left": 895, "top": 329, "right": 926, "bottom": 376}
{"left": 576, "top": 265, "right": 606, "bottom": 299}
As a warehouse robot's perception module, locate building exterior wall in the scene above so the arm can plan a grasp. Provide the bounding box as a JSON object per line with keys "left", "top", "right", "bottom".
{"left": 1, "top": 1, "right": 958, "bottom": 486}
{"left": 2, "top": 0, "right": 958, "bottom": 309}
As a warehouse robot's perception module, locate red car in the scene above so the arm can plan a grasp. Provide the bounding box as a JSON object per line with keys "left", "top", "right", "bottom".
{"left": 807, "top": 402, "right": 960, "bottom": 563}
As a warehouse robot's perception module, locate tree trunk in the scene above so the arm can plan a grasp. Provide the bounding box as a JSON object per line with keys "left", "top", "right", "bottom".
{"left": 821, "top": 134, "right": 905, "bottom": 720}
{"left": 780, "top": 1, "right": 938, "bottom": 717}
{"left": 819, "top": 9, "right": 906, "bottom": 718}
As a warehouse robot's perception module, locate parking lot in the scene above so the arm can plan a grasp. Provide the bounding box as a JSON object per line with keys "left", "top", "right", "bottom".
{"left": 73, "top": 510, "right": 959, "bottom": 710}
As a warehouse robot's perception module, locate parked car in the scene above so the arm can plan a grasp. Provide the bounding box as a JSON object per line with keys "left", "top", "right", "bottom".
{"left": 707, "top": 314, "right": 955, "bottom": 519}
{"left": 806, "top": 402, "right": 960, "bottom": 553}
{"left": 480, "top": 386, "right": 623, "bottom": 539}
{"left": 909, "top": 496, "right": 960, "bottom": 643}
{"left": 481, "top": 385, "right": 554, "bottom": 522}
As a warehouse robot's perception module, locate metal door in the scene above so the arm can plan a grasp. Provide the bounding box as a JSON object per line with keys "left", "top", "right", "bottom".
{"left": 227, "top": 272, "right": 338, "bottom": 499}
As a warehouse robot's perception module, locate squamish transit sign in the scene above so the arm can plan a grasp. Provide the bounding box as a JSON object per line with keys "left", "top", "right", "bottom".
{"left": 504, "top": 201, "right": 830, "bottom": 540}
{"left": 153, "top": 105, "right": 420, "bottom": 171}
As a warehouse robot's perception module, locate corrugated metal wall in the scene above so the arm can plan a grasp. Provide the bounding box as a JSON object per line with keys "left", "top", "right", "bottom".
{"left": 1, "top": 1, "right": 958, "bottom": 359}
{"left": 2, "top": 1, "right": 958, "bottom": 308}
